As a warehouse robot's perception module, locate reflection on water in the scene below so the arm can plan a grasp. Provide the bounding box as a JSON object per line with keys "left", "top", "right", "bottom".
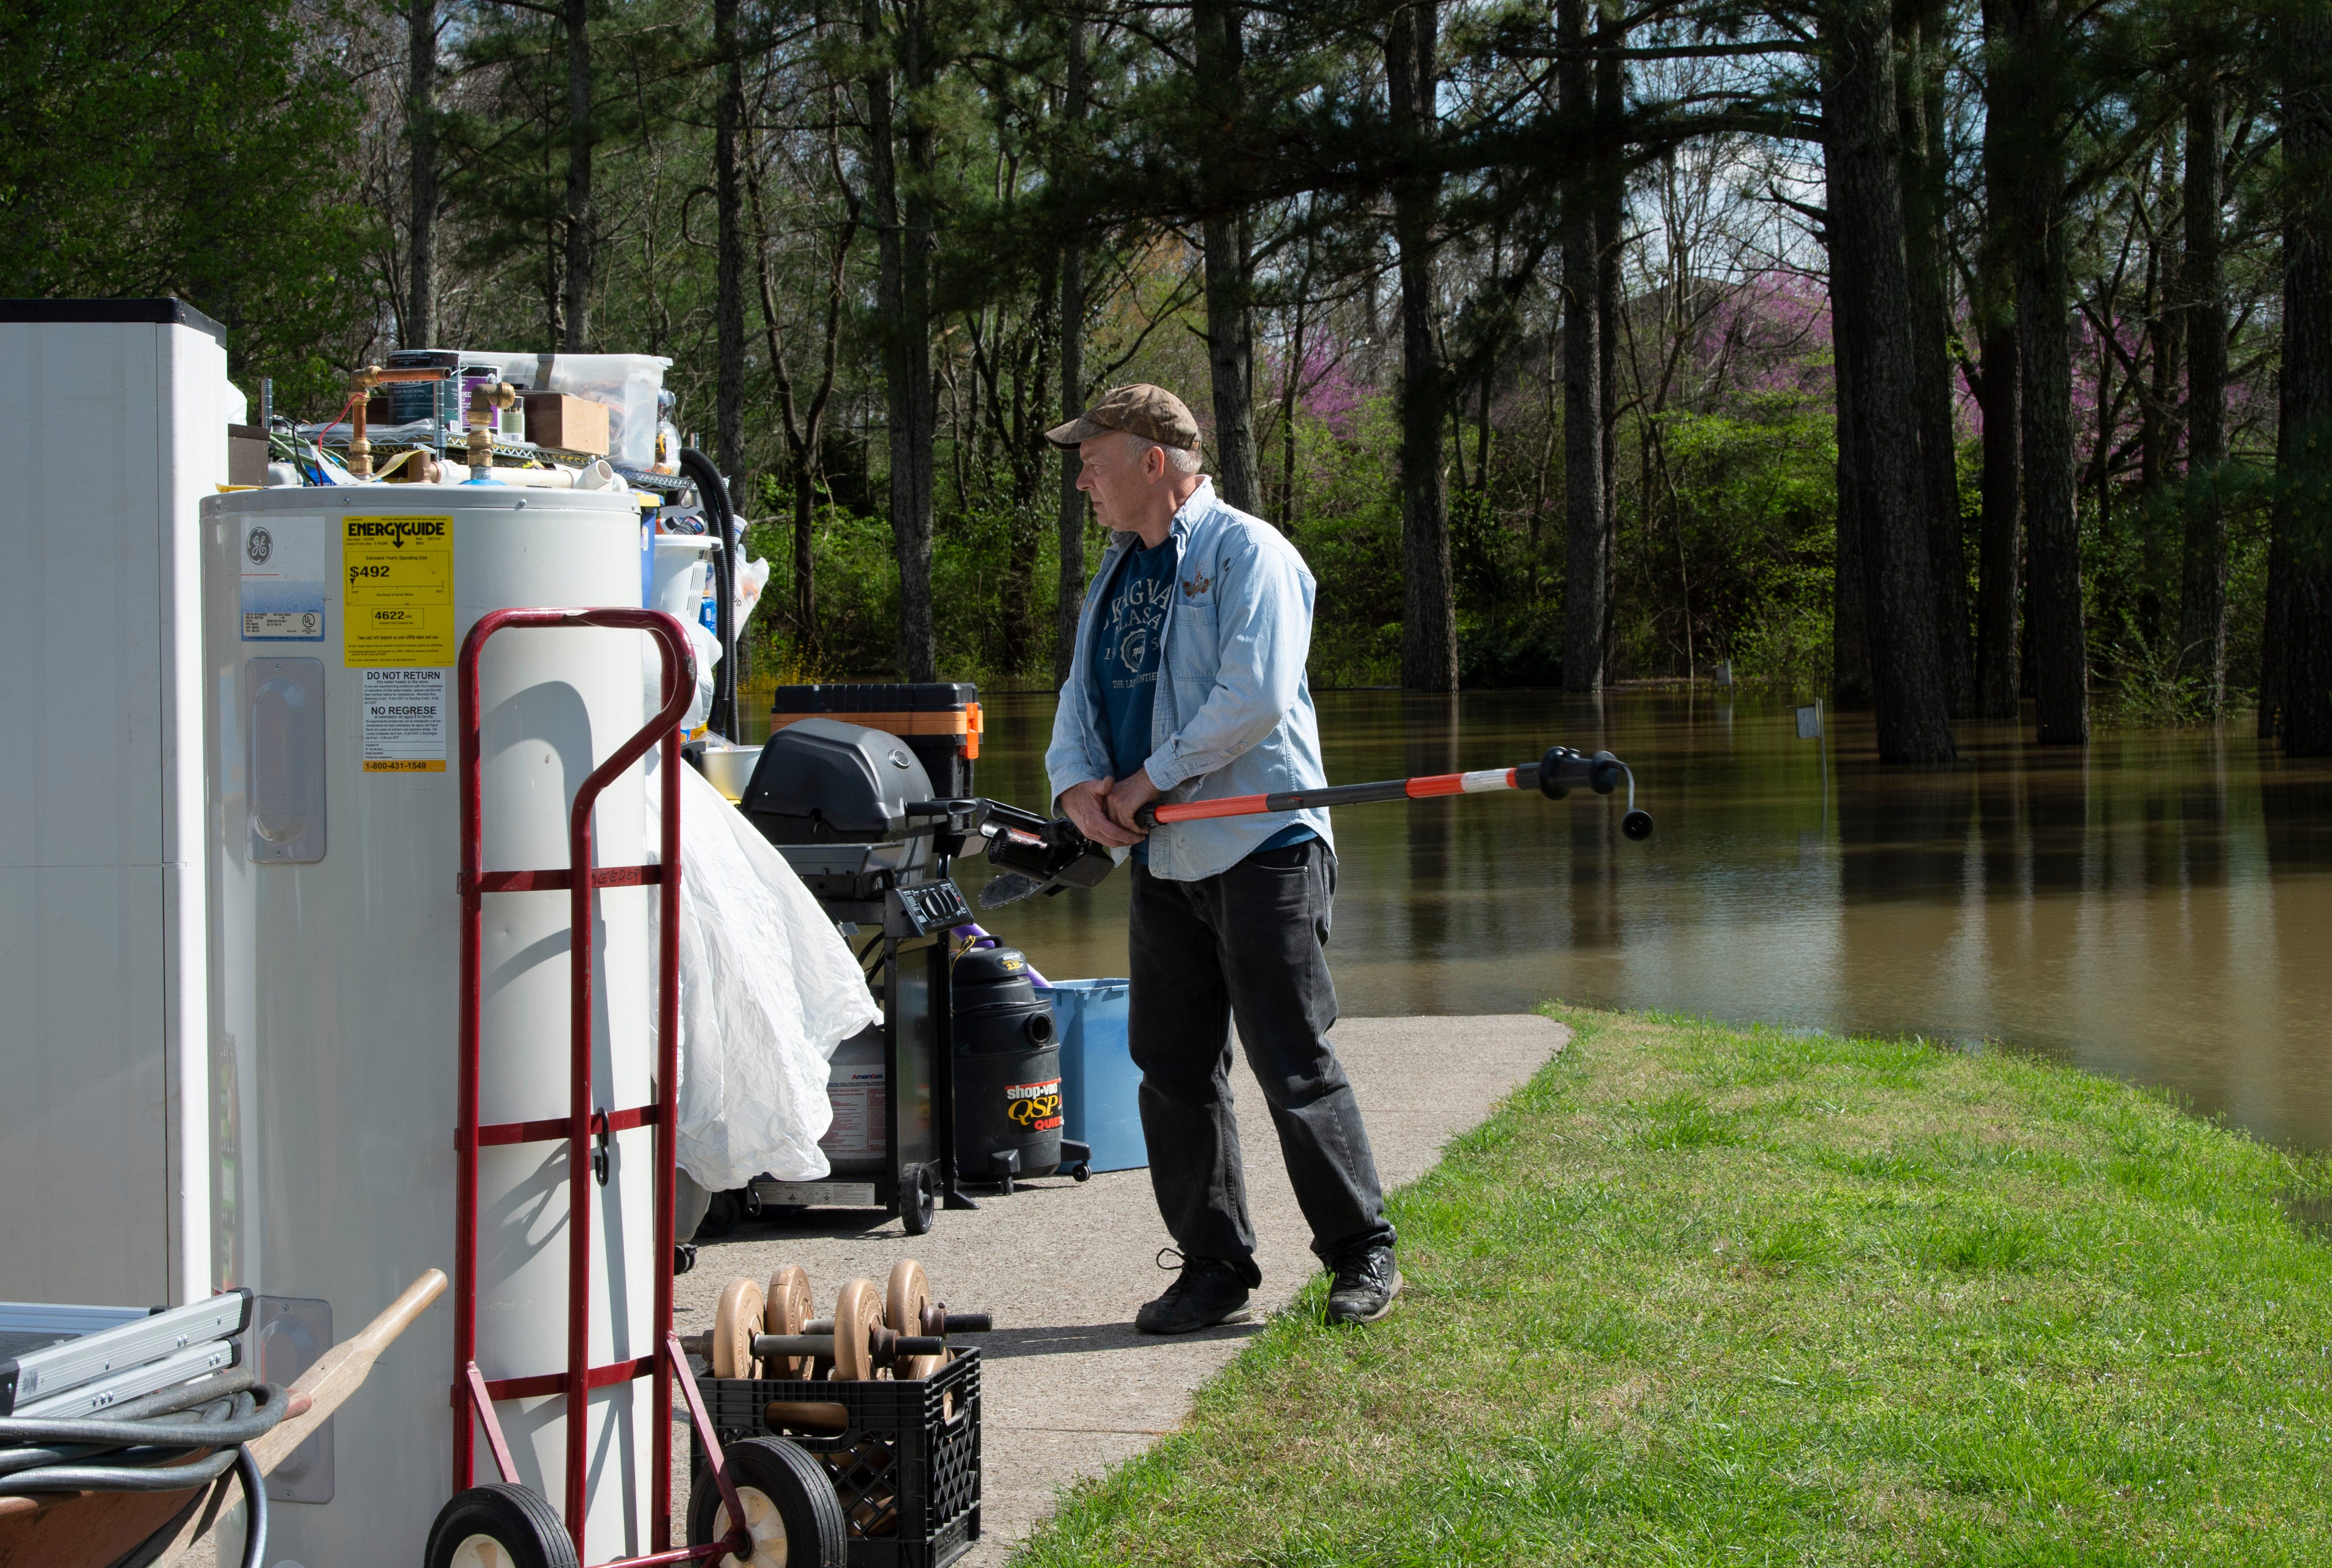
{"left": 935, "top": 689, "right": 2332, "bottom": 1151}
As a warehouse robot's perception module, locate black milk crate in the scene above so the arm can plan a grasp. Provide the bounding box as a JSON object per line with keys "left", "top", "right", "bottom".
{"left": 694, "top": 1347, "right": 981, "bottom": 1568}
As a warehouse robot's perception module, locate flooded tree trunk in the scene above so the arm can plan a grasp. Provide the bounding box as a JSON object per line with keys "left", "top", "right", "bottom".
{"left": 1973, "top": 313, "right": 2020, "bottom": 719}
{"left": 1833, "top": 338, "right": 1872, "bottom": 709}
{"left": 1201, "top": 215, "right": 1260, "bottom": 512}
{"left": 2005, "top": 0, "right": 2087, "bottom": 745}
{"left": 714, "top": 0, "right": 745, "bottom": 477}
{"left": 791, "top": 471, "right": 815, "bottom": 651}
{"left": 1560, "top": 0, "right": 1603, "bottom": 694}
{"left": 1054, "top": 23, "right": 1088, "bottom": 688}
{"left": 405, "top": 0, "right": 438, "bottom": 347}
{"left": 1821, "top": 0, "right": 1956, "bottom": 762}
{"left": 867, "top": 0, "right": 936, "bottom": 680}
{"left": 747, "top": 120, "right": 852, "bottom": 662}
{"left": 1389, "top": 0, "right": 1457, "bottom": 691}
{"left": 2180, "top": 80, "right": 2229, "bottom": 715}
{"left": 562, "top": 0, "right": 592, "bottom": 350}
{"left": 2261, "top": 534, "right": 2289, "bottom": 739}
{"left": 1900, "top": 5, "right": 1974, "bottom": 718}
{"left": 2276, "top": 3, "right": 2332, "bottom": 755}
{"left": 1595, "top": 0, "right": 1624, "bottom": 680}
{"left": 1973, "top": 0, "right": 2021, "bottom": 723}
{"left": 1195, "top": 0, "right": 1262, "bottom": 514}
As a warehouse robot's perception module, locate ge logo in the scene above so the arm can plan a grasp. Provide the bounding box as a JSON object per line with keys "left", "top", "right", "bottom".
{"left": 246, "top": 527, "right": 273, "bottom": 565}
{"left": 301, "top": 612, "right": 318, "bottom": 632}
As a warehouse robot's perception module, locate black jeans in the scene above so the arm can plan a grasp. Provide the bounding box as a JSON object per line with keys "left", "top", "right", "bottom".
{"left": 1127, "top": 840, "right": 1394, "bottom": 1285}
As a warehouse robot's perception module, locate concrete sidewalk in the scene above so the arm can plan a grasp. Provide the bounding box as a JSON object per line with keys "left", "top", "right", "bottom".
{"left": 674, "top": 1012, "right": 1566, "bottom": 1565}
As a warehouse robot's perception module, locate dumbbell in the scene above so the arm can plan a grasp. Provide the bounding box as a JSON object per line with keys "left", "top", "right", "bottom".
{"left": 704, "top": 1260, "right": 992, "bottom": 1383}
{"left": 757, "top": 1266, "right": 992, "bottom": 1381}
{"left": 707, "top": 1262, "right": 817, "bottom": 1379}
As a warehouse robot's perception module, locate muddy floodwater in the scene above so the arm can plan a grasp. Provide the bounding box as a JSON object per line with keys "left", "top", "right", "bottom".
{"left": 770, "top": 688, "right": 2332, "bottom": 1151}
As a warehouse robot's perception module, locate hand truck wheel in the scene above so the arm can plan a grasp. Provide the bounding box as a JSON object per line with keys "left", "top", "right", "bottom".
{"left": 424, "top": 1482, "right": 580, "bottom": 1568}
{"left": 688, "top": 1436, "right": 848, "bottom": 1568}
{"left": 898, "top": 1162, "right": 935, "bottom": 1236}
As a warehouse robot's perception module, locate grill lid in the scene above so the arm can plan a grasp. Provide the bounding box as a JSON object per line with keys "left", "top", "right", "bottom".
{"left": 742, "top": 717, "right": 935, "bottom": 844}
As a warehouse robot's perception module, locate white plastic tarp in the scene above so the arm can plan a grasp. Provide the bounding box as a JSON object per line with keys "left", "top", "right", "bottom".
{"left": 643, "top": 616, "right": 723, "bottom": 735}
{"left": 648, "top": 754, "right": 878, "bottom": 1188}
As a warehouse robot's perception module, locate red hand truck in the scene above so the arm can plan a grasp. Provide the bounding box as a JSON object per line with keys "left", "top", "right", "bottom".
{"left": 438, "top": 607, "right": 756, "bottom": 1567}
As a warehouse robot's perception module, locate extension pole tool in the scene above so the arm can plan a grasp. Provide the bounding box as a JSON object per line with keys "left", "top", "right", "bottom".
{"left": 1132, "top": 745, "right": 1654, "bottom": 840}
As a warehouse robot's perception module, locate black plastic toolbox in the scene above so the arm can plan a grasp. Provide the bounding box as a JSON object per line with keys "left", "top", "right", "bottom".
{"left": 766, "top": 682, "right": 982, "bottom": 797}
{"left": 693, "top": 1348, "right": 981, "bottom": 1568}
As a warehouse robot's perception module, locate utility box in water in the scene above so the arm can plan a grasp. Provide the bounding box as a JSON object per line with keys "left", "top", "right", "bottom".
{"left": 1042, "top": 980, "right": 1145, "bottom": 1173}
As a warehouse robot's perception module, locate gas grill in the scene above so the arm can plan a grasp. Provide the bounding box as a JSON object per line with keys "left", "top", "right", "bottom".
{"left": 725, "top": 716, "right": 976, "bottom": 1232}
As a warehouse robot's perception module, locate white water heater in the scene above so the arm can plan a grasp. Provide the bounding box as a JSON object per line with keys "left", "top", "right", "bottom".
{"left": 200, "top": 484, "right": 659, "bottom": 1566}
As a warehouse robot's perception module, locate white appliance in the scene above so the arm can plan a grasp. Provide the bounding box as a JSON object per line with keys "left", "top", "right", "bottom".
{"left": 200, "top": 484, "right": 659, "bottom": 1566}
{"left": 0, "top": 300, "right": 242, "bottom": 1310}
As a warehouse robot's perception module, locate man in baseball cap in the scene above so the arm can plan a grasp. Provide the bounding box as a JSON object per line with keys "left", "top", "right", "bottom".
{"left": 1042, "top": 384, "right": 1400, "bottom": 1333}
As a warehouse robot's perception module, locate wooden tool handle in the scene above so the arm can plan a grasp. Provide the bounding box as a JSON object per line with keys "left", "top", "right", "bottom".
{"left": 247, "top": 1269, "right": 446, "bottom": 1474}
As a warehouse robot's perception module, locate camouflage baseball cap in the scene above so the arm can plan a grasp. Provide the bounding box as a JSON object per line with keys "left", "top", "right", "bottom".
{"left": 1044, "top": 383, "right": 1202, "bottom": 450}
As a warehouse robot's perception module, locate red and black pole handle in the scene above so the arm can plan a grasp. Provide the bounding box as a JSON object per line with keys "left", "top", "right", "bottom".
{"left": 1132, "top": 745, "right": 1653, "bottom": 841}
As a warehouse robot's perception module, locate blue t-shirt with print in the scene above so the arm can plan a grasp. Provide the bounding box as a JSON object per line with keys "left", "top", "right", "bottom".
{"left": 1092, "top": 534, "right": 1311, "bottom": 865}
{"left": 1094, "top": 538, "right": 1176, "bottom": 861}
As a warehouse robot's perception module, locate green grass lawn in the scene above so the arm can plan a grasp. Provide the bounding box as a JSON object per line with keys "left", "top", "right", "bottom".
{"left": 1012, "top": 1007, "right": 2332, "bottom": 1566}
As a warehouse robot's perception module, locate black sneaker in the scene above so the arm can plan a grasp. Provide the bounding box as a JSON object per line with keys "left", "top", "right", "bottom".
{"left": 1135, "top": 1251, "right": 1253, "bottom": 1335}
{"left": 1324, "top": 1244, "right": 1401, "bottom": 1325}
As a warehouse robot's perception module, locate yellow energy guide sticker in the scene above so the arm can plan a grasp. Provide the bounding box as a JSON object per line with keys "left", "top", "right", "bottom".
{"left": 342, "top": 514, "right": 454, "bottom": 666}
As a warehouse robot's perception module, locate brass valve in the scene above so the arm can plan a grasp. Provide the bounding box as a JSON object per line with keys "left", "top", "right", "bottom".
{"left": 345, "top": 365, "right": 385, "bottom": 477}
{"left": 466, "top": 380, "right": 517, "bottom": 472}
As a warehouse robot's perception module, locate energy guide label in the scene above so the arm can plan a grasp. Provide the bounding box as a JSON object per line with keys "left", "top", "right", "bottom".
{"left": 342, "top": 514, "right": 454, "bottom": 666}
{"left": 361, "top": 668, "right": 448, "bottom": 772}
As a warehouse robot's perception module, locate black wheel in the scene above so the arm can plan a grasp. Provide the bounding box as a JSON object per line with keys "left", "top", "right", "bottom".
{"left": 424, "top": 1483, "right": 578, "bottom": 1568}
{"left": 688, "top": 1437, "right": 848, "bottom": 1568}
{"left": 675, "top": 1242, "right": 699, "bottom": 1275}
{"left": 899, "top": 1163, "right": 936, "bottom": 1236}
{"left": 1070, "top": 1161, "right": 1091, "bottom": 1182}
{"left": 700, "top": 1189, "right": 743, "bottom": 1237}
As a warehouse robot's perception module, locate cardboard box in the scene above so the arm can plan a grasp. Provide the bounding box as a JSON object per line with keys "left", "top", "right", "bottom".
{"left": 522, "top": 392, "right": 609, "bottom": 456}
{"left": 228, "top": 423, "right": 269, "bottom": 487}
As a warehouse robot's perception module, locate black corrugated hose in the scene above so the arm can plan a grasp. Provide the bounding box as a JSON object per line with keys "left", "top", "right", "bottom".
{"left": 0, "top": 1367, "right": 289, "bottom": 1568}
{"left": 676, "top": 447, "right": 739, "bottom": 740}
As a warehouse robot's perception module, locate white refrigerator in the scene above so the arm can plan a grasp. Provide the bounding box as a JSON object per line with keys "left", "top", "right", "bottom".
{"left": 0, "top": 299, "right": 244, "bottom": 1309}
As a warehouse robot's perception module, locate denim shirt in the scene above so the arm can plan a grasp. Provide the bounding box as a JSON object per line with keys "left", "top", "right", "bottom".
{"left": 1046, "top": 479, "right": 1335, "bottom": 881}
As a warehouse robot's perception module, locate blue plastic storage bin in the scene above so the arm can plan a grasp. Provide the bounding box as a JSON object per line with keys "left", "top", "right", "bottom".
{"left": 1039, "top": 979, "right": 1145, "bottom": 1172}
